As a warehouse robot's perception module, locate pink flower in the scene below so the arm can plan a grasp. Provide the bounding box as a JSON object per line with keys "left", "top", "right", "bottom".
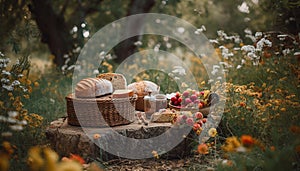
{"left": 185, "top": 98, "right": 192, "bottom": 104}
{"left": 181, "top": 115, "right": 187, "bottom": 120}
{"left": 195, "top": 112, "right": 203, "bottom": 119}
{"left": 190, "top": 95, "right": 198, "bottom": 102}
{"left": 182, "top": 91, "right": 190, "bottom": 97}
{"left": 194, "top": 100, "right": 200, "bottom": 104}
{"left": 176, "top": 116, "right": 184, "bottom": 124}
{"left": 186, "top": 117, "right": 194, "bottom": 126}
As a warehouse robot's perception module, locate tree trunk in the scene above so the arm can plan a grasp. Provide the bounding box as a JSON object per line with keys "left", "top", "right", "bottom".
{"left": 46, "top": 117, "right": 194, "bottom": 162}
{"left": 30, "top": 0, "right": 72, "bottom": 67}
{"left": 113, "top": 0, "right": 155, "bottom": 64}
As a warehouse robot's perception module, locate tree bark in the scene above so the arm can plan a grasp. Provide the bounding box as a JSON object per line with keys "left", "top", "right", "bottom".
{"left": 113, "top": 0, "right": 155, "bottom": 64}
{"left": 30, "top": 0, "right": 72, "bottom": 67}
{"left": 46, "top": 117, "right": 194, "bottom": 162}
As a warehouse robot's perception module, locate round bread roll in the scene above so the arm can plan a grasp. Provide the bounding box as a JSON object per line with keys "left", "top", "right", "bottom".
{"left": 75, "top": 78, "right": 113, "bottom": 98}
{"left": 127, "top": 80, "right": 160, "bottom": 96}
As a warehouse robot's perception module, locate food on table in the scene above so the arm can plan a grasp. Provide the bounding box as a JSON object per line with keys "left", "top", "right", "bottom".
{"left": 97, "top": 73, "right": 127, "bottom": 91}
{"left": 75, "top": 78, "right": 113, "bottom": 98}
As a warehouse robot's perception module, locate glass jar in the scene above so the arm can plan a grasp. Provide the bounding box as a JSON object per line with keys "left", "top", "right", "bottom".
{"left": 144, "top": 92, "right": 156, "bottom": 117}
{"left": 154, "top": 94, "right": 167, "bottom": 112}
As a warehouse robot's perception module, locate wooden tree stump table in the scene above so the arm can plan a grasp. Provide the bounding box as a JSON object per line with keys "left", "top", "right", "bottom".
{"left": 46, "top": 117, "right": 195, "bottom": 162}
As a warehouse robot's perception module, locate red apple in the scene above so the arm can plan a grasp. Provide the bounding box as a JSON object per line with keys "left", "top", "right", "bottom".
{"left": 177, "top": 97, "right": 182, "bottom": 103}
{"left": 173, "top": 100, "right": 179, "bottom": 106}
{"left": 171, "top": 96, "right": 177, "bottom": 103}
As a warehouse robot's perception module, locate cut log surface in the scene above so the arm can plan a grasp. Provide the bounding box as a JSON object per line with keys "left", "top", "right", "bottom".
{"left": 46, "top": 117, "right": 194, "bottom": 162}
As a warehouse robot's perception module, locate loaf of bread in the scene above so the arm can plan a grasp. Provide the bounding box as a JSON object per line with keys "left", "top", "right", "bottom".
{"left": 127, "top": 80, "right": 160, "bottom": 96}
{"left": 97, "top": 73, "right": 127, "bottom": 91}
{"left": 112, "top": 89, "right": 134, "bottom": 98}
{"left": 75, "top": 78, "right": 113, "bottom": 98}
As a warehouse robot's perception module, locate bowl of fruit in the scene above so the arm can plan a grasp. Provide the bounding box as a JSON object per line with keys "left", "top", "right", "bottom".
{"left": 168, "top": 89, "right": 219, "bottom": 116}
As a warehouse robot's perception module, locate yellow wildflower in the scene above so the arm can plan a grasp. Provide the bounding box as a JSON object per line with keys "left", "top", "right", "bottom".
{"left": 28, "top": 86, "right": 32, "bottom": 93}
{"left": 27, "top": 147, "right": 45, "bottom": 171}
{"left": 44, "top": 148, "right": 59, "bottom": 171}
{"left": 196, "top": 128, "right": 203, "bottom": 136}
{"left": 0, "top": 153, "right": 9, "bottom": 171}
{"left": 208, "top": 128, "right": 217, "bottom": 138}
{"left": 152, "top": 150, "right": 159, "bottom": 159}
{"left": 280, "top": 108, "right": 286, "bottom": 112}
{"left": 222, "top": 136, "right": 241, "bottom": 152}
{"left": 56, "top": 161, "right": 82, "bottom": 171}
{"left": 34, "top": 82, "right": 39, "bottom": 87}
{"left": 26, "top": 79, "right": 32, "bottom": 85}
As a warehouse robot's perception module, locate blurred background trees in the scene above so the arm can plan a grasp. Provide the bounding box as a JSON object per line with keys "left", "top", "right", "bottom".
{"left": 0, "top": 0, "right": 299, "bottom": 68}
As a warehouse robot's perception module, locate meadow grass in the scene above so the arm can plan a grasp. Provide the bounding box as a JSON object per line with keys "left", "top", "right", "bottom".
{"left": 0, "top": 32, "right": 299, "bottom": 170}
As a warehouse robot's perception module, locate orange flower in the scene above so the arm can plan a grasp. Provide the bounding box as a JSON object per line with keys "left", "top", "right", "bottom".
{"left": 93, "top": 133, "right": 101, "bottom": 140}
{"left": 296, "top": 145, "right": 300, "bottom": 154}
{"left": 69, "top": 154, "right": 85, "bottom": 164}
{"left": 239, "top": 102, "right": 246, "bottom": 107}
{"left": 270, "top": 146, "right": 275, "bottom": 151}
{"left": 197, "top": 143, "right": 209, "bottom": 155}
{"left": 240, "top": 135, "right": 255, "bottom": 147}
{"left": 290, "top": 125, "right": 300, "bottom": 134}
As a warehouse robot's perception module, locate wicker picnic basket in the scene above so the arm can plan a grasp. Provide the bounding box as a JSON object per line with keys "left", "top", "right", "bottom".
{"left": 66, "top": 93, "right": 137, "bottom": 127}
